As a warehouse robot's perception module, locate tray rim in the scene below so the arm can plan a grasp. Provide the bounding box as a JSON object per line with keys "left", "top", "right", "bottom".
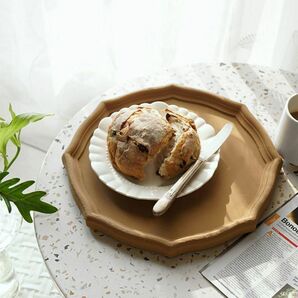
{"left": 63, "top": 84, "right": 282, "bottom": 256}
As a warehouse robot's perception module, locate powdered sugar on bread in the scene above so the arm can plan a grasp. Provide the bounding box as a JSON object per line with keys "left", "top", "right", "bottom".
{"left": 107, "top": 106, "right": 200, "bottom": 180}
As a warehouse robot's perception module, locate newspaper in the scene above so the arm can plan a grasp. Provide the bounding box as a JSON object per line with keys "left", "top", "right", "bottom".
{"left": 201, "top": 193, "right": 298, "bottom": 298}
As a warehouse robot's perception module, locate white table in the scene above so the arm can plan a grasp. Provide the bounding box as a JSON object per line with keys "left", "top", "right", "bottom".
{"left": 9, "top": 63, "right": 298, "bottom": 297}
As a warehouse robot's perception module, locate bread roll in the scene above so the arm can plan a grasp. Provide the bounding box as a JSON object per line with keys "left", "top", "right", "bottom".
{"left": 158, "top": 109, "right": 200, "bottom": 179}
{"left": 107, "top": 106, "right": 200, "bottom": 180}
{"left": 108, "top": 107, "right": 174, "bottom": 180}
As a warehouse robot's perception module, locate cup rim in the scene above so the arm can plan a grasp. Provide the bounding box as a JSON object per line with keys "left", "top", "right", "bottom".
{"left": 286, "top": 93, "right": 298, "bottom": 123}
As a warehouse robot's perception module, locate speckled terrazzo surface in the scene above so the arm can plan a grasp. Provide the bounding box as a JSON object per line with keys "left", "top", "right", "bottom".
{"left": 34, "top": 63, "right": 298, "bottom": 298}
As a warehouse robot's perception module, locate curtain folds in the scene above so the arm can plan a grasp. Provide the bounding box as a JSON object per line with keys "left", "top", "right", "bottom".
{"left": 0, "top": 0, "right": 298, "bottom": 150}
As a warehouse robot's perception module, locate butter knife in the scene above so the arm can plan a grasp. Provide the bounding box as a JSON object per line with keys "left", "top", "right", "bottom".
{"left": 153, "top": 123, "right": 233, "bottom": 216}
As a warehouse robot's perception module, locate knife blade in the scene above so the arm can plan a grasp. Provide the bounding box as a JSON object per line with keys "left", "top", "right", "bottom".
{"left": 200, "top": 122, "right": 233, "bottom": 161}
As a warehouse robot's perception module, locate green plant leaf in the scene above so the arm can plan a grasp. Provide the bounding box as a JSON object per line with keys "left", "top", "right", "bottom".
{"left": 8, "top": 104, "right": 20, "bottom": 148}
{"left": 8, "top": 103, "right": 16, "bottom": 118}
{"left": 0, "top": 112, "right": 49, "bottom": 153}
{"left": 0, "top": 171, "right": 58, "bottom": 223}
{"left": 0, "top": 105, "right": 50, "bottom": 171}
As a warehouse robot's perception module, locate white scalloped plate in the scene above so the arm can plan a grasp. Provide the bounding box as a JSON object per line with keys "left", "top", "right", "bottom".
{"left": 89, "top": 101, "right": 220, "bottom": 200}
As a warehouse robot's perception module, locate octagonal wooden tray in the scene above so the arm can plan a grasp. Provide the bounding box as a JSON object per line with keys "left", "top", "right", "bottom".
{"left": 62, "top": 85, "right": 282, "bottom": 257}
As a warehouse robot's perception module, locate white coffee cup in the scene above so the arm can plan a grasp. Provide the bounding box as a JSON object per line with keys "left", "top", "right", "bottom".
{"left": 275, "top": 94, "right": 298, "bottom": 165}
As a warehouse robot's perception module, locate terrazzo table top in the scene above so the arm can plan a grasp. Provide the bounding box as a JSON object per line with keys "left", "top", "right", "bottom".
{"left": 34, "top": 63, "right": 298, "bottom": 298}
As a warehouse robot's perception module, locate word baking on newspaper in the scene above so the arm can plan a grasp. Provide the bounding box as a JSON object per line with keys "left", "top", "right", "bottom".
{"left": 202, "top": 193, "right": 298, "bottom": 298}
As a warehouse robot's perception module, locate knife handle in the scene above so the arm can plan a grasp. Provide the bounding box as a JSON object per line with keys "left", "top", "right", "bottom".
{"left": 153, "top": 158, "right": 205, "bottom": 216}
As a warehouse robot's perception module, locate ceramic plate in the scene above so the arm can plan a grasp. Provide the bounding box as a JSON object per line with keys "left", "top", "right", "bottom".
{"left": 89, "top": 101, "right": 220, "bottom": 200}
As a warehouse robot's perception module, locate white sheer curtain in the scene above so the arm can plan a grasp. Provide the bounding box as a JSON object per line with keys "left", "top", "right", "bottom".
{"left": 1, "top": 0, "right": 298, "bottom": 151}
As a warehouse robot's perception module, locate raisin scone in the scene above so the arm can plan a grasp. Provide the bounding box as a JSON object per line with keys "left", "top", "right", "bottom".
{"left": 107, "top": 106, "right": 201, "bottom": 180}
{"left": 158, "top": 109, "right": 200, "bottom": 179}
{"left": 108, "top": 107, "right": 174, "bottom": 180}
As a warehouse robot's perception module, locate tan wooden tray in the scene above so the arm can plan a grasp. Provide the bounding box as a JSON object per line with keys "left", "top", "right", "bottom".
{"left": 63, "top": 85, "right": 282, "bottom": 257}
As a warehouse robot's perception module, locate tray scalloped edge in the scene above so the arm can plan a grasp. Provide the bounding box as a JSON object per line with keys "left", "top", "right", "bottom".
{"left": 62, "top": 84, "right": 282, "bottom": 256}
